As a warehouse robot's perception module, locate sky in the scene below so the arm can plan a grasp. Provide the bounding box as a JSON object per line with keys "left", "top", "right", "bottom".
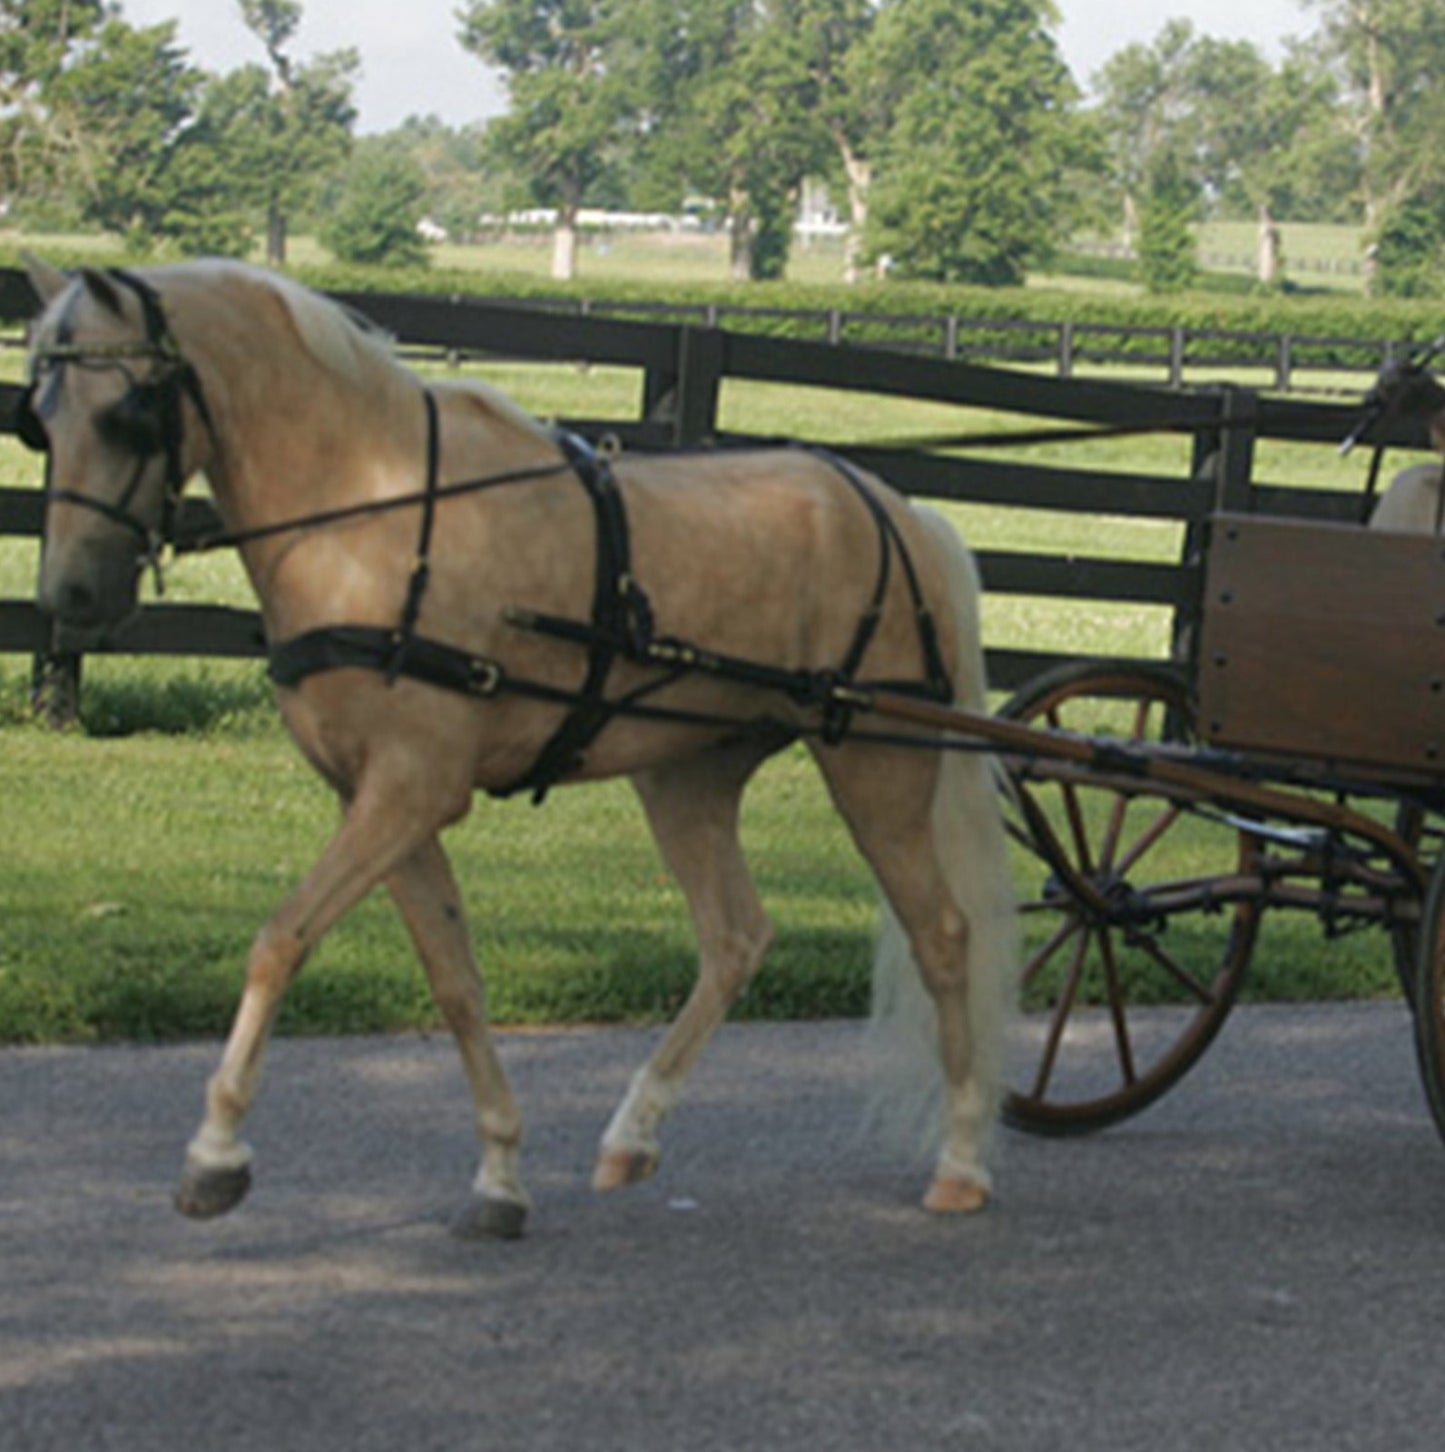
{"left": 119, "top": 0, "right": 1314, "bottom": 136}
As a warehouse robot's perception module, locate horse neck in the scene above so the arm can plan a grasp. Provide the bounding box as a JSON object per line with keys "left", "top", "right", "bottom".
{"left": 186, "top": 301, "right": 426, "bottom": 541}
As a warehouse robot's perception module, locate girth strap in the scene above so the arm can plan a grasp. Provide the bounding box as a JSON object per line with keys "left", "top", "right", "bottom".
{"left": 269, "top": 624, "right": 508, "bottom": 702}
{"left": 498, "top": 431, "right": 652, "bottom": 800}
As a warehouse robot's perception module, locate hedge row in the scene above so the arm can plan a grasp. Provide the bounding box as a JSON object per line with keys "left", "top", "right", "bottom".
{"left": 292, "top": 257, "right": 1445, "bottom": 370}
{"left": 7, "top": 243, "right": 1441, "bottom": 369}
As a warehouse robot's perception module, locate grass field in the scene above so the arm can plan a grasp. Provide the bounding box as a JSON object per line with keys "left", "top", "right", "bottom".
{"left": 8, "top": 218, "right": 1369, "bottom": 293}
{"left": 0, "top": 253, "right": 1416, "bottom": 1045}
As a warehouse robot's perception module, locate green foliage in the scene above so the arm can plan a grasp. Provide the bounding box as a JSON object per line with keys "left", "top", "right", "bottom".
{"left": 320, "top": 146, "right": 431, "bottom": 267}
{"left": 1374, "top": 195, "right": 1445, "bottom": 298}
{"left": 1137, "top": 153, "right": 1199, "bottom": 294}
{"left": 47, "top": 18, "right": 203, "bottom": 245}
{"left": 861, "top": 0, "right": 1081, "bottom": 285}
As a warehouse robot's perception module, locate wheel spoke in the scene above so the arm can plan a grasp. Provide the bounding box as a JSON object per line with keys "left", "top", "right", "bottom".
{"left": 1030, "top": 921, "right": 1090, "bottom": 1100}
{"left": 1130, "top": 925, "right": 1217, "bottom": 1005}
{"left": 1045, "top": 705, "right": 1096, "bottom": 875}
{"left": 1097, "top": 928, "right": 1138, "bottom": 1087}
{"left": 1113, "top": 802, "right": 1184, "bottom": 879}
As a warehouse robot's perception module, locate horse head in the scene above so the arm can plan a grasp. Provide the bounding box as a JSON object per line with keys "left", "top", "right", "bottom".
{"left": 24, "top": 259, "right": 215, "bottom": 634}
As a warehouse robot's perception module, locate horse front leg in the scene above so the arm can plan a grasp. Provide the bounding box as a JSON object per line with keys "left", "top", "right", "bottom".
{"left": 175, "top": 778, "right": 452, "bottom": 1220}
{"left": 386, "top": 839, "right": 529, "bottom": 1239}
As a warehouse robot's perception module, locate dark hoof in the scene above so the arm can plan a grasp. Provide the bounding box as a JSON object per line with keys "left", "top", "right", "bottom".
{"left": 174, "top": 1159, "right": 253, "bottom": 1219}
{"left": 450, "top": 1195, "right": 528, "bottom": 1241}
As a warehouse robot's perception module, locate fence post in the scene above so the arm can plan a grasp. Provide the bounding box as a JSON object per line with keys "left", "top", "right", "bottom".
{"left": 642, "top": 324, "right": 725, "bottom": 448}
{"left": 30, "top": 641, "right": 80, "bottom": 729}
{"left": 1168, "top": 328, "right": 1186, "bottom": 388}
{"left": 1058, "top": 321, "right": 1075, "bottom": 379}
{"left": 1274, "top": 334, "right": 1292, "bottom": 393}
{"left": 1212, "top": 385, "right": 1259, "bottom": 514}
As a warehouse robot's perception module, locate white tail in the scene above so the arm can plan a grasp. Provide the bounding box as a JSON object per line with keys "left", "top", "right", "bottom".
{"left": 865, "top": 506, "right": 1019, "bottom": 1161}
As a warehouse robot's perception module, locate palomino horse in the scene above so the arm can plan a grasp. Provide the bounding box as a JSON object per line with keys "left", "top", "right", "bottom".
{"left": 23, "top": 258, "right": 1016, "bottom": 1238}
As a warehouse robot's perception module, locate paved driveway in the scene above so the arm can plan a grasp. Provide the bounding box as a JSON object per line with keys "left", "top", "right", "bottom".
{"left": 2, "top": 1003, "right": 1443, "bottom": 1451}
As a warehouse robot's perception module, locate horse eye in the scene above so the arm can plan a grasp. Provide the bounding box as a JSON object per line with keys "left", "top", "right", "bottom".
{"left": 97, "top": 388, "right": 165, "bottom": 455}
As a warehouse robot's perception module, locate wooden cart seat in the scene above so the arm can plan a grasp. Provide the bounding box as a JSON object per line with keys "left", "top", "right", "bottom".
{"left": 1198, "top": 512, "right": 1445, "bottom": 776}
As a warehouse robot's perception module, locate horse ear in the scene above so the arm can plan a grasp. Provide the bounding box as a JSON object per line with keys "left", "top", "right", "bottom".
{"left": 78, "top": 267, "right": 125, "bottom": 317}
{"left": 23, "top": 253, "right": 70, "bottom": 307}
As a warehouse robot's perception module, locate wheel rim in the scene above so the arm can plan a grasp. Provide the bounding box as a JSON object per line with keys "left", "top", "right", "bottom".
{"left": 1414, "top": 857, "right": 1445, "bottom": 1145}
{"left": 1000, "top": 665, "right": 1261, "bottom": 1134}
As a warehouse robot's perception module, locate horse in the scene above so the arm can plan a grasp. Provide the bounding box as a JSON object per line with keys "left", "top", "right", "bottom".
{"left": 22, "top": 257, "right": 1016, "bottom": 1239}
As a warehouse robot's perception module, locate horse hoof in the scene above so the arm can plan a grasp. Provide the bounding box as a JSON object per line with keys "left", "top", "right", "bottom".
{"left": 592, "top": 1146, "right": 659, "bottom": 1192}
{"left": 174, "top": 1159, "right": 253, "bottom": 1219}
{"left": 451, "top": 1195, "right": 528, "bottom": 1241}
{"left": 923, "top": 1176, "right": 990, "bottom": 1215}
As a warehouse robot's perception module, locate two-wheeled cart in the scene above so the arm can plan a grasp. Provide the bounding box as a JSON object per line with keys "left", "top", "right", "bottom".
{"left": 866, "top": 503, "right": 1445, "bottom": 1145}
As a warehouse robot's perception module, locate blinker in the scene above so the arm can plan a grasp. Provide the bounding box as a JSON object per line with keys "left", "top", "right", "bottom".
{"left": 14, "top": 370, "right": 60, "bottom": 453}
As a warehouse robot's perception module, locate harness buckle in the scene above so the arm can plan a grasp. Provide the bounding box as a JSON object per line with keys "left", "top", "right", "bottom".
{"left": 467, "top": 658, "right": 503, "bottom": 696}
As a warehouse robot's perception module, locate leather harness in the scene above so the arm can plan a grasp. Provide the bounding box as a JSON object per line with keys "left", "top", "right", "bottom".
{"left": 269, "top": 419, "right": 955, "bottom": 801}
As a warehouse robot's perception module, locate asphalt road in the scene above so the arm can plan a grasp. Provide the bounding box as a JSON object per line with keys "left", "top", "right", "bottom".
{"left": 3, "top": 1003, "right": 1444, "bottom": 1452}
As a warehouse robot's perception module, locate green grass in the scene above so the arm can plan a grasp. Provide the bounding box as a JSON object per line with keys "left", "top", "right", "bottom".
{"left": 0, "top": 723, "right": 876, "bottom": 1043}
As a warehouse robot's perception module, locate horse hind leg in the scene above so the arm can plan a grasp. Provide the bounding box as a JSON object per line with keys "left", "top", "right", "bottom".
{"left": 594, "top": 743, "right": 775, "bottom": 1192}
{"left": 386, "top": 839, "right": 529, "bottom": 1239}
{"left": 817, "top": 743, "right": 1014, "bottom": 1214}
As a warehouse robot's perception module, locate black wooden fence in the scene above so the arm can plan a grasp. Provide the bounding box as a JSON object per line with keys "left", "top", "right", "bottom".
{"left": 0, "top": 269, "right": 1422, "bottom": 718}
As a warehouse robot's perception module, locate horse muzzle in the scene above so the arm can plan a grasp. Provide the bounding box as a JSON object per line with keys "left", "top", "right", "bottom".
{"left": 37, "top": 533, "right": 142, "bottom": 635}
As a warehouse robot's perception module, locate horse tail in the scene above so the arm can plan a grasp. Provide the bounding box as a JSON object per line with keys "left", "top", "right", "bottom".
{"left": 865, "top": 504, "right": 1018, "bottom": 1160}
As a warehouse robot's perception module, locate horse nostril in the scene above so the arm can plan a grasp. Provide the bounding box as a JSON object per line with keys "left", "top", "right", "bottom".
{"left": 43, "top": 578, "right": 99, "bottom": 625}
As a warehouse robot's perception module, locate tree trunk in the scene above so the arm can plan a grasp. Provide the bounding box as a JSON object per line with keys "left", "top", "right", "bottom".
{"left": 832, "top": 125, "right": 871, "bottom": 286}
{"left": 728, "top": 188, "right": 752, "bottom": 282}
{"left": 551, "top": 215, "right": 578, "bottom": 281}
{"left": 1255, "top": 203, "right": 1281, "bottom": 286}
{"left": 266, "top": 197, "right": 287, "bottom": 267}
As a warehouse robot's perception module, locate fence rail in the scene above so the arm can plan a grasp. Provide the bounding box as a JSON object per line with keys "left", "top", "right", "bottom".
{"left": 405, "top": 293, "right": 1412, "bottom": 395}
{"left": 0, "top": 269, "right": 1417, "bottom": 718}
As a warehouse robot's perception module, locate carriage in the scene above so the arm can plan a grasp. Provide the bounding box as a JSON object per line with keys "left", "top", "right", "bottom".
{"left": 19, "top": 256, "right": 1445, "bottom": 1236}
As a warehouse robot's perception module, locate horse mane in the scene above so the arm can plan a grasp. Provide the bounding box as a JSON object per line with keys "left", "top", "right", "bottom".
{"left": 256, "top": 267, "right": 398, "bottom": 390}
{"left": 241, "top": 264, "right": 549, "bottom": 440}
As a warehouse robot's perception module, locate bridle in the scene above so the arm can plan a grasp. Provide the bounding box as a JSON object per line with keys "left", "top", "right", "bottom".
{"left": 19, "top": 267, "right": 217, "bottom": 590}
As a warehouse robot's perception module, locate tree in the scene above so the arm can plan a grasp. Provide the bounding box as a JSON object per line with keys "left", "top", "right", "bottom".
{"left": 773, "top": 0, "right": 880, "bottom": 281}
{"left": 1304, "top": 0, "right": 1445, "bottom": 289}
{"left": 48, "top": 18, "right": 203, "bottom": 244}
{"left": 1184, "top": 38, "right": 1348, "bottom": 285}
{"left": 320, "top": 143, "right": 430, "bottom": 267}
{"left": 382, "top": 116, "right": 505, "bottom": 241}
{"left": 457, "top": 0, "right": 628, "bottom": 280}
{"left": 1136, "top": 150, "right": 1198, "bottom": 293}
{"left": 861, "top": 0, "right": 1082, "bottom": 286}
{"left": 236, "top": 0, "right": 357, "bottom": 265}
{"left": 1094, "top": 23, "right": 1353, "bottom": 286}
{"left": 0, "top": 0, "right": 108, "bottom": 201}
{"left": 1092, "top": 21, "right": 1202, "bottom": 254}
{"left": 681, "top": 5, "right": 826, "bottom": 280}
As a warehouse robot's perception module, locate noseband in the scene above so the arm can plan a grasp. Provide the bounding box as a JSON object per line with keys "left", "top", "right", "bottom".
{"left": 20, "top": 268, "right": 216, "bottom": 590}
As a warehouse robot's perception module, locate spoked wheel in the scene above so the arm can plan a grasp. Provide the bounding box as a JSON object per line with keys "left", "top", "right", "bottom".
{"left": 999, "top": 660, "right": 1264, "bottom": 1135}
{"left": 1413, "top": 855, "right": 1445, "bottom": 1146}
